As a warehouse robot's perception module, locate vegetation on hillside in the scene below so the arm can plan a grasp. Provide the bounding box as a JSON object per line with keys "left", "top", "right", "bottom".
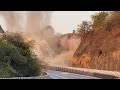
{"left": 76, "top": 11, "right": 110, "bottom": 34}
{"left": 77, "top": 21, "right": 92, "bottom": 34}
{"left": 91, "top": 11, "right": 109, "bottom": 29}
{"left": 0, "top": 32, "right": 45, "bottom": 78}
{"left": 104, "top": 11, "right": 120, "bottom": 30}
{"left": 72, "top": 11, "right": 120, "bottom": 71}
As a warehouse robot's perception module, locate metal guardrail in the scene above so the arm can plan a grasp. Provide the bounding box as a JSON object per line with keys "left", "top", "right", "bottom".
{"left": 47, "top": 65, "right": 120, "bottom": 79}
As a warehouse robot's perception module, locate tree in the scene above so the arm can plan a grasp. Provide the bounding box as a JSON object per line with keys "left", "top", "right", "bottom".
{"left": 91, "top": 11, "right": 109, "bottom": 29}
{"left": 104, "top": 11, "right": 120, "bottom": 30}
{"left": 0, "top": 32, "right": 45, "bottom": 78}
{"left": 77, "top": 21, "right": 92, "bottom": 34}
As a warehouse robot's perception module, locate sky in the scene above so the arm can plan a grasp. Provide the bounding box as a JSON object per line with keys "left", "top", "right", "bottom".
{"left": 0, "top": 16, "right": 7, "bottom": 31}
{"left": 51, "top": 11, "right": 98, "bottom": 34}
{"left": 0, "top": 11, "right": 98, "bottom": 34}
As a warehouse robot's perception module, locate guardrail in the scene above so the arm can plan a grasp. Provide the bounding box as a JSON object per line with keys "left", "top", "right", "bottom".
{"left": 47, "top": 65, "right": 120, "bottom": 79}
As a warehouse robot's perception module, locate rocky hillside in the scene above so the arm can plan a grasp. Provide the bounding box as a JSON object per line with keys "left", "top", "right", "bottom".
{"left": 72, "top": 26, "right": 120, "bottom": 71}
{"left": 72, "top": 12, "right": 120, "bottom": 71}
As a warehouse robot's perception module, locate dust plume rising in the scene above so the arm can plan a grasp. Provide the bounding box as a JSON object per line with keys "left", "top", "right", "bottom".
{"left": 0, "top": 11, "right": 81, "bottom": 67}
{"left": 49, "top": 34, "right": 81, "bottom": 66}
{"left": 0, "top": 11, "right": 26, "bottom": 32}
{"left": 25, "top": 11, "right": 54, "bottom": 59}
{"left": 0, "top": 11, "right": 54, "bottom": 58}
{"left": 25, "top": 11, "right": 51, "bottom": 36}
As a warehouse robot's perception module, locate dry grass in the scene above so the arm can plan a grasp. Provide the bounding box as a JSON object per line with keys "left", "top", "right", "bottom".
{"left": 72, "top": 11, "right": 120, "bottom": 71}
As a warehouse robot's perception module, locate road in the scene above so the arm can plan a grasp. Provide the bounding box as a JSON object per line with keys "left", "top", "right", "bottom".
{"left": 45, "top": 70, "right": 100, "bottom": 79}
{"left": 1, "top": 70, "right": 100, "bottom": 79}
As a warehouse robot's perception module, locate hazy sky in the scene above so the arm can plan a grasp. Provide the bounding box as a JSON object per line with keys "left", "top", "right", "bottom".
{"left": 0, "top": 11, "right": 99, "bottom": 34}
{"left": 51, "top": 11, "right": 98, "bottom": 34}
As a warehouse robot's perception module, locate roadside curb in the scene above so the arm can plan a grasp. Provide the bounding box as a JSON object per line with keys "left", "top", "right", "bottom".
{"left": 48, "top": 66, "right": 120, "bottom": 79}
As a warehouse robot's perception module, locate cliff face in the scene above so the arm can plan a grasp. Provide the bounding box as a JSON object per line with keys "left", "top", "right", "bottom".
{"left": 72, "top": 27, "right": 120, "bottom": 71}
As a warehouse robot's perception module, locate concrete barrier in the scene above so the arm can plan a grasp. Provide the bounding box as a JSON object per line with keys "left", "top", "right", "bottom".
{"left": 47, "top": 65, "right": 120, "bottom": 79}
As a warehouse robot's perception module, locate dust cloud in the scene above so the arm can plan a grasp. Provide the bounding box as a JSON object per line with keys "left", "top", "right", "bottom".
{"left": 0, "top": 11, "right": 81, "bottom": 66}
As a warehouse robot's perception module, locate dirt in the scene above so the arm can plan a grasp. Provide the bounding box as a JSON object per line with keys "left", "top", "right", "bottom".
{"left": 72, "top": 26, "right": 120, "bottom": 71}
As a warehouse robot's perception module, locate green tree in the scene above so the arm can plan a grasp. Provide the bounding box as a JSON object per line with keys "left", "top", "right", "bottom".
{"left": 0, "top": 32, "right": 45, "bottom": 78}
{"left": 77, "top": 21, "right": 92, "bottom": 34}
{"left": 91, "top": 11, "right": 109, "bottom": 29}
{"left": 104, "top": 11, "right": 120, "bottom": 29}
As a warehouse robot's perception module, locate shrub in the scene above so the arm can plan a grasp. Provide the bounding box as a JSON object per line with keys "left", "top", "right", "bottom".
{"left": 104, "top": 11, "right": 120, "bottom": 30}
{"left": 0, "top": 32, "right": 43, "bottom": 78}
{"left": 77, "top": 21, "right": 92, "bottom": 35}
{"left": 91, "top": 11, "right": 109, "bottom": 29}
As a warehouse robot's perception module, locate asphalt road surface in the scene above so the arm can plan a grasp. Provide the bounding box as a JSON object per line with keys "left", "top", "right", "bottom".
{"left": 1, "top": 70, "right": 100, "bottom": 79}
{"left": 45, "top": 70, "right": 100, "bottom": 79}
